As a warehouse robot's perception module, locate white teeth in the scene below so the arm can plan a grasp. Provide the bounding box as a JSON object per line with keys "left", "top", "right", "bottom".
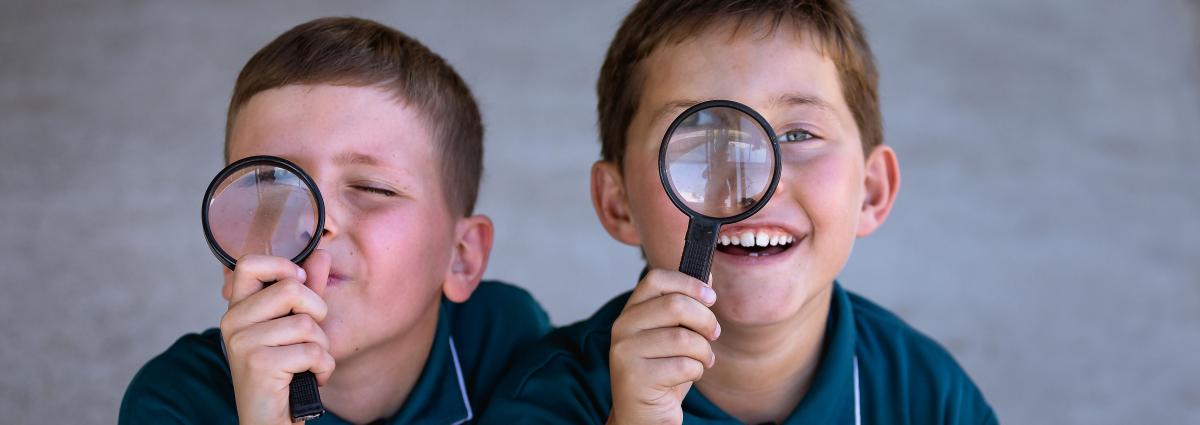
{"left": 716, "top": 229, "right": 798, "bottom": 248}
{"left": 755, "top": 232, "right": 769, "bottom": 247}
{"left": 739, "top": 231, "right": 755, "bottom": 247}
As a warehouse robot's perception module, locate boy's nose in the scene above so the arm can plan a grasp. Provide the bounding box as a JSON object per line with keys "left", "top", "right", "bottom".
{"left": 316, "top": 199, "right": 341, "bottom": 243}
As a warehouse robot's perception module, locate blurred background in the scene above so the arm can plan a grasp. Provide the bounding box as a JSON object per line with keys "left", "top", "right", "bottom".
{"left": 1, "top": 0, "right": 1197, "bottom": 423}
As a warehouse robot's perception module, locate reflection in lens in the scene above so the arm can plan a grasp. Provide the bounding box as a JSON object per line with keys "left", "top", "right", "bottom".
{"left": 664, "top": 106, "right": 775, "bottom": 218}
{"left": 207, "top": 164, "right": 319, "bottom": 262}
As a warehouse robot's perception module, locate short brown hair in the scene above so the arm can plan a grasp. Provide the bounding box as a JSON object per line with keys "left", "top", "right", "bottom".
{"left": 226, "top": 17, "right": 484, "bottom": 215}
{"left": 597, "top": 0, "right": 881, "bottom": 168}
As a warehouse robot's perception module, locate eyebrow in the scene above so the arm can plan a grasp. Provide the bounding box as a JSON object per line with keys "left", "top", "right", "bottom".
{"left": 648, "top": 93, "right": 837, "bottom": 125}
{"left": 771, "top": 93, "right": 836, "bottom": 113}
{"left": 332, "top": 152, "right": 382, "bottom": 167}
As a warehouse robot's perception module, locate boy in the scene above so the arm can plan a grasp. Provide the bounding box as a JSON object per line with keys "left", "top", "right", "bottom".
{"left": 120, "top": 17, "right": 550, "bottom": 424}
{"left": 482, "top": 1, "right": 996, "bottom": 424}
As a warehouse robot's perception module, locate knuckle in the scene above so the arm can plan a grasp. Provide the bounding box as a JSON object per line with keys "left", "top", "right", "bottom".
{"left": 297, "top": 315, "right": 320, "bottom": 338}
{"left": 666, "top": 328, "right": 691, "bottom": 346}
{"left": 665, "top": 358, "right": 691, "bottom": 376}
{"left": 685, "top": 361, "right": 704, "bottom": 380}
{"left": 280, "top": 280, "right": 305, "bottom": 299}
{"left": 322, "top": 353, "right": 337, "bottom": 371}
{"left": 609, "top": 338, "right": 632, "bottom": 358}
{"left": 226, "top": 330, "right": 245, "bottom": 350}
{"left": 244, "top": 347, "right": 269, "bottom": 368}
{"left": 302, "top": 343, "right": 323, "bottom": 360}
{"left": 664, "top": 294, "right": 690, "bottom": 316}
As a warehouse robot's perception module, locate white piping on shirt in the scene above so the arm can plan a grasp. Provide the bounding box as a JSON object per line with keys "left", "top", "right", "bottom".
{"left": 448, "top": 336, "right": 473, "bottom": 425}
{"left": 853, "top": 355, "right": 861, "bottom": 425}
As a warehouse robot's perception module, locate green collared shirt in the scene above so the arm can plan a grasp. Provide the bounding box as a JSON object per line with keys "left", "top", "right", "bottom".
{"left": 120, "top": 281, "right": 551, "bottom": 425}
{"left": 481, "top": 281, "right": 997, "bottom": 424}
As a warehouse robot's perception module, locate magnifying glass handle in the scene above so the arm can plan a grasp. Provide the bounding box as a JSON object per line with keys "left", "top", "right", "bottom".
{"left": 289, "top": 371, "right": 324, "bottom": 421}
{"left": 679, "top": 218, "right": 721, "bottom": 283}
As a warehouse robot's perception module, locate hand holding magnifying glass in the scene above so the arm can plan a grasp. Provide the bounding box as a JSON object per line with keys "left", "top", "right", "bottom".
{"left": 659, "top": 100, "right": 782, "bottom": 284}
{"left": 202, "top": 156, "right": 327, "bottom": 422}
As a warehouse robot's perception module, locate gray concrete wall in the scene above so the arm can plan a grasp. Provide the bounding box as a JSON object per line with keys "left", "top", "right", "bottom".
{"left": 1, "top": 1, "right": 1197, "bottom": 423}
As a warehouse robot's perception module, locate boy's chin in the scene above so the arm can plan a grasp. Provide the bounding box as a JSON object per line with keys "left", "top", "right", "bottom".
{"left": 710, "top": 273, "right": 829, "bottom": 326}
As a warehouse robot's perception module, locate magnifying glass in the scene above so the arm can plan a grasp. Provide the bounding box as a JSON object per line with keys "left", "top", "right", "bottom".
{"left": 658, "top": 100, "right": 782, "bottom": 283}
{"left": 201, "top": 155, "right": 326, "bottom": 421}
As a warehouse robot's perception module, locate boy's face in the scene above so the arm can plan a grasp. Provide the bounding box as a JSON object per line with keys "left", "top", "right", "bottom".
{"left": 594, "top": 23, "right": 898, "bottom": 327}
{"left": 226, "top": 84, "right": 460, "bottom": 361}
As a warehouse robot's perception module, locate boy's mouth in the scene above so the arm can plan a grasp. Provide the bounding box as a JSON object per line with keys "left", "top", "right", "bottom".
{"left": 715, "top": 226, "right": 797, "bottom": 257}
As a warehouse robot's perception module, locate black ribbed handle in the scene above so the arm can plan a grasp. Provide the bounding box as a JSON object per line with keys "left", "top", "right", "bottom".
{"left": 678, "top": 218, "right": 720, "bottom": 283}
{"left": 289, "top": 370, "right": 323, "bottom": 421}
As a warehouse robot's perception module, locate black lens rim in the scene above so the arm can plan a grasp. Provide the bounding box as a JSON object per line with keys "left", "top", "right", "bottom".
{"left": 658, "top": 99, "right": 782, "bottom": 223}
{"left": 201, "top": 155, "right": 326, "bottom": 270}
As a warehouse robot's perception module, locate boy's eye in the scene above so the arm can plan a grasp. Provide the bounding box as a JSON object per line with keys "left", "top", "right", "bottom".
{"left": 777, "top": 129, "right": 815, "bottom": 143}
{"left": 352, "top": 185, "right": 397, "bottom": 197}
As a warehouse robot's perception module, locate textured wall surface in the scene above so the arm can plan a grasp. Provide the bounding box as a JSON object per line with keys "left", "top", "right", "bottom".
{"left": 1, "top": 1, "right": 1197, "bottom": 423}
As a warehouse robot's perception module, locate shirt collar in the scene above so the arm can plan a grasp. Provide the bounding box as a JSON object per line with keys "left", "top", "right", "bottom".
{"left": 313, "top": 298, "right": 472, "bottom": 425}
{"left": 681, "top": 281, "right": 858, "bottom": 424}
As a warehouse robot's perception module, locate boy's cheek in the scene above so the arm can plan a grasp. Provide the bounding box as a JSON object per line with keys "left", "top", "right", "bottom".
{"left": 630, "top": 197, "right": 692, "bottom": 269}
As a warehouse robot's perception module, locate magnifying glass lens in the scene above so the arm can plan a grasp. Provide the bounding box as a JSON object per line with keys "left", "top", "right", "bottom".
{"left": 664, "top": 106, "right": 776, "bottom": 219}
{"left": 207, "top": 164, "right": 319, "bottom": 262}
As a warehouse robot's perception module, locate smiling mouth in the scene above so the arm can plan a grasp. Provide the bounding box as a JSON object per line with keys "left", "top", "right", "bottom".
{"left": 715, "top": 227, "right": 797, "bottom": 257}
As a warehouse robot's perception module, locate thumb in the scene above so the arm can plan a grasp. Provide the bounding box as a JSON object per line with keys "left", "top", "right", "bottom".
{"left": 301, "top": 249, "right": 332, "bottom": 297}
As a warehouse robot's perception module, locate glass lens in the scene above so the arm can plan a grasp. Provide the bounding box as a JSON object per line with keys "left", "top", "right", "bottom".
{"left": 664, "top": 106, "right": 775, "bottom": 218}
{"left": 207, "top": 164, "right": 319, "bottom": 262}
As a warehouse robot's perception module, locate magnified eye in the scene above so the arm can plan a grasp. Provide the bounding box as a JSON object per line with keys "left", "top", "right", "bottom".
{"left": 778, "top": 129, "right": 815, "bottom": 143}
{"left": 255, "top": 168, "right": 279, "bottom": 183}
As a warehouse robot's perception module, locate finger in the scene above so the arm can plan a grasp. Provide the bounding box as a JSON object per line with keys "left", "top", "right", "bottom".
{"left": 226, "top": 314, "right": 330, "bottom": 355}
{"left": 642, "top": 357, "right": 706, "bottom": 390}
{"left": 617, "top": 327, "right": 715, "bottom": 368}
{"left": 221, "top": 279, "right": 328, "bottom": 333}
{"left": 300, "top": 249, "right": 331, "bottom": 297}
{"left": 228, "top": 255, "right": 306, "bottom": 305}
{"left": 245, "top": 343, "right": 335, "bottom": 386}
{"left": 617, "top": 293, "right": 720, "bottom": 341}
{"left": 626, "top": 269, "right": 716, "bottom": 307}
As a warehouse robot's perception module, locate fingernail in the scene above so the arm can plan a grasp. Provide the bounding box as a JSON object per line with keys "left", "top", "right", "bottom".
{"left": 709, "top": 352, "right": 716, "bottom": 367}
{"left": 714, "top": 321, "right": 722, "bottom": 340}
{"left": 297, "top": 267, "right": 307, "bottom": 282}
{"left": 700, "top": 286, "right": 717, "bottom": 305}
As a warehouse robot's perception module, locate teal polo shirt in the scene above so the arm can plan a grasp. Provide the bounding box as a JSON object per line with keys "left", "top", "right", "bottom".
{"left": 481, "top": 280, "right": 997, "bottom": 424}
{"left": 120, "top": 280, "right": 550, "bottom": 424}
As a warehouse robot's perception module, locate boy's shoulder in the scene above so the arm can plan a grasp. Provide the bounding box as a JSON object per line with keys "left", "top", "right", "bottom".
{"left": 844, "top": 288, "right": 998, "bottom": 424}
{"left": 443, "top": 280, "right": 554, "bottom": 414}
{"left": 447, "top": 280, "right": 552, "bottom": 349}
{"left": 479, "top": 291, "right": 628, "bottom": 423}
{"left": 119, "top": 328, "right": 236, "bottom": 424}
{"left": 847, "top": 288, "right": 961, "bottom": 363}
{"left": 846, "top": 288, "right": 971, "bottom": 381}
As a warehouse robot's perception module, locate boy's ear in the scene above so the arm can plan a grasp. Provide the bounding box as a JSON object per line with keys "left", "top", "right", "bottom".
{"left": 857, "top": 145, "right": 901, "bottom": 237}
{"left": 442, "top": 214, "right": 494, "bottom": 303}
{"left": 591, "top": 160, "right": 641, "bottom": 246}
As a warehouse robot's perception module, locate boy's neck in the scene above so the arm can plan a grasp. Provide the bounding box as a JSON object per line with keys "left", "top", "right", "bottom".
{"left": 695, "top": 282, "right": 834, "bottom": 425}
{"left": 318, "top": 301, "right": 442, "bottom": 424}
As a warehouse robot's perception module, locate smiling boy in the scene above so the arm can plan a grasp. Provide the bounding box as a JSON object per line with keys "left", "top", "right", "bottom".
{"left": 482, "top": 1, "right": 996, "bottom": 424}
{"left": 120, "top": 17, "right": 549, "bottom": 424}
